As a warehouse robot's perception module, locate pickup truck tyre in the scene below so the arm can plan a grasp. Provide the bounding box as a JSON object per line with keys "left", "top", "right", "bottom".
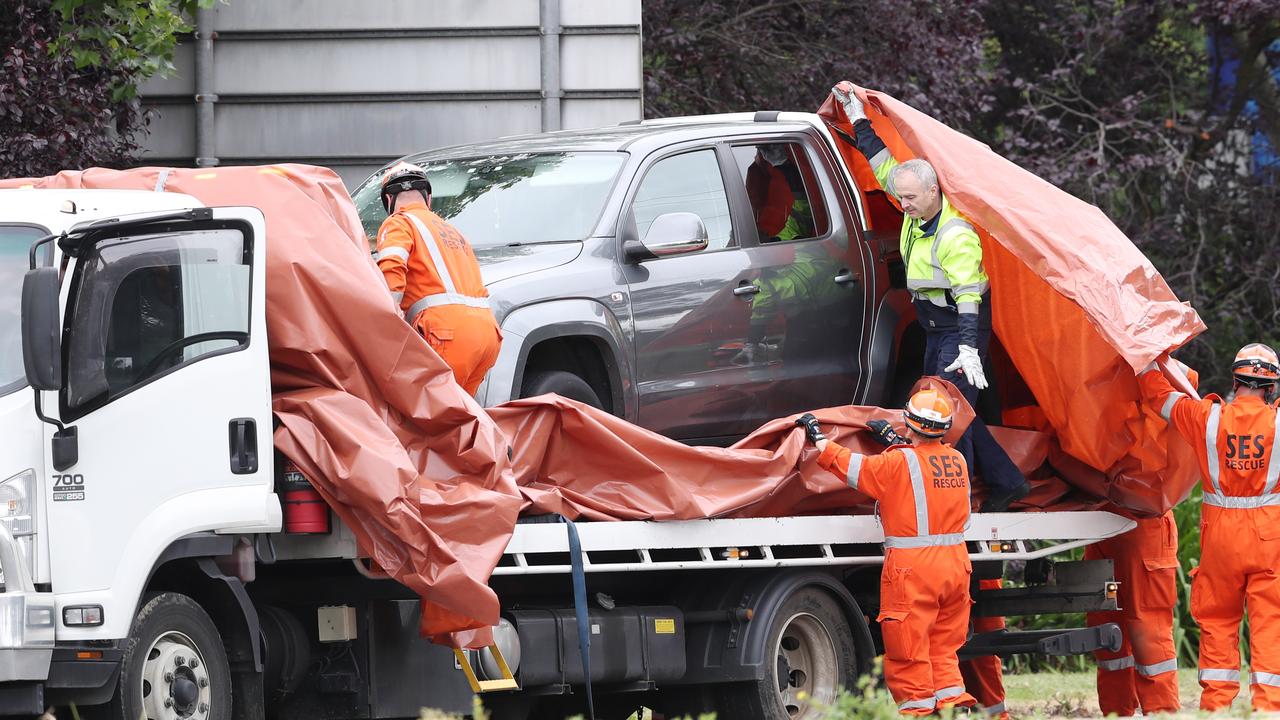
{"left": 99, "top": 592, "right": 231, "bottom": 720}
{"left": 521, "top": 370, "right": 604, "bottom": 409}
{"left": 719, "top": 587, "right": 857, "bottom": 720}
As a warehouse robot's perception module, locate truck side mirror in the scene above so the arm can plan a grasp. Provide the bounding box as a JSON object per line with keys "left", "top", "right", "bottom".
{"left": 623, "top": 212, "right": 709, "bottom": 263}
{"left": 22, "top": 267, "right": 62, "bottom": 391}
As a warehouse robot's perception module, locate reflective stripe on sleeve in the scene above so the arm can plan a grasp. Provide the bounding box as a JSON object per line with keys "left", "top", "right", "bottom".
{"left": 1136, "top": 658, "right": 1177, "bottom": 676}
{"left": 899, "top": 447, "right": 930, "bottom": 537}
{"left": 390, "top": 291, "right": 404, "bottom": 304}
{"left": 1199, "top": 668, "right": 1240, "bottom": 683}
{"left": 1097, "top": 655, "right": 1134, "bottom": 672}
{"left": 1160, "top": 392, "right": 1184, "bottom": 421}
{"left": 376, "top": 246, "right": 410, "bottom": 263}
{"left": 1206, "top": 404, "right": 1224, "bottom": 496}
{"left": 870, "top": 148, "right": 892, "bottom": 172}
{"left": 846, "top": 453, "right": 864, "bottom": 491}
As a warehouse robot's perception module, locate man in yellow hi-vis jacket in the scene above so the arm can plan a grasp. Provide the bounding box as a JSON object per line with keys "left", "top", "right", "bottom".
{"left": 833, "top": 86, "right": 1030, "bottom": 511}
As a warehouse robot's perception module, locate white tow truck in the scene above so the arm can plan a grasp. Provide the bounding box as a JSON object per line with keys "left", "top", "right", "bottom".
{"left": 0, "top": 189, "right": 1131, "bottom": 720}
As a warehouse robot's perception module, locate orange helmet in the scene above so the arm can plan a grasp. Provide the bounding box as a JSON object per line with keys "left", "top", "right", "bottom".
{"left": 379, "top": 161, "right": 432, "bottom": 213}
{"left": 904, "top": 388, "right": 953, "bottom": 438}
{"left": 1232, "top": 343, "right": 1280, "bottom": 388}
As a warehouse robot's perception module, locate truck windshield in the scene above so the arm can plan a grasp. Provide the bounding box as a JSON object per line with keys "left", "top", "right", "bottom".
{"left": 353, "top": 152, "right": 625, "bottom": 248}
{"left": 1, "top": 225, "right": 47, "bottom": 397}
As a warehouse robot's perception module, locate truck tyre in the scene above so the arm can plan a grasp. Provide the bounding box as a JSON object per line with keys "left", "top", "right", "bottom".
{"left": 521, "top": 370, "right": 604, "bottom": 409}
{"left": 719, "top": 587, "right": 858, "bottom": 720}
{"left": 103, "top": 592, "right": 232, "bottom": 720}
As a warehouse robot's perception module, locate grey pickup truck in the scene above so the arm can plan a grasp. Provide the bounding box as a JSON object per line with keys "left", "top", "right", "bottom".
{"left": 352, "top": 112, "right": 922, "bottom": 444}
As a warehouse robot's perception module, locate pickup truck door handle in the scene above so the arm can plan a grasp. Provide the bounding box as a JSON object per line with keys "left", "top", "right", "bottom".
{"left": 733, "top": 283, "right": 760, "bottom": 297}
{"left": 229, "top": 418, "right": 258, "bottom": 475}
{"left": 834, "top": 270, "right": 859, "bottom": 285}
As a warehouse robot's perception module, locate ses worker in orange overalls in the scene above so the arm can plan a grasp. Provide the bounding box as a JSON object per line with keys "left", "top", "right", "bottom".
{"left": 376, "top": 162, "right": 501, "bottom": 394}
{"left": 1084, "top": 510, "right": 1180, "bottom": 715}
{"left": 796, "top": 389, "right": 978, "bottom": 715}
{"left": 1140, "top": 343, "right": 1280, "bottom": 711}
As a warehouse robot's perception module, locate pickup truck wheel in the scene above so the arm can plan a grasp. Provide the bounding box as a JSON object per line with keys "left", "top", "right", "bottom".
{"left": 106, "top": 593, "right": 231, "bottom": 720}
{"left": 719, "top": 587, "right": 857, "bottom": 720}
{"left": 521, "top": 370, "right": 604, "bottom": 409}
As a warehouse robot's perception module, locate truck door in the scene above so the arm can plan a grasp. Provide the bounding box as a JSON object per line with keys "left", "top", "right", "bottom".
{"left": 620, "top": 146, "right": 761, "bottom": 442}
{"left": 46, "top": 208, "right": 276, "bottom": 639}
{"left": 718, "top": 138, "right": 868, "bottom": 433}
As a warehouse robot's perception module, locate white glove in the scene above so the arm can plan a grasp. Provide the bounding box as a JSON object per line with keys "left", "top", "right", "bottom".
{"left": 831, "top": 84, "right": 867, "bottom": 123}
{"left": 945, "top": 344, "right": 989, "bottom": 390}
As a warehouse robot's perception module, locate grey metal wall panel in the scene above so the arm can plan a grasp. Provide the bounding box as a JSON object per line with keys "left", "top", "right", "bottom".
{"left": 212, "top": 0, "right": 540, "bottom": 31}
{"left": 139, "top": 43, "right": 194, "bottom": 96}
{"left": 209, "top": 100, "right": 543, "bottom": 158}
{"left": 331, "top": 164, "right": 385, "bottom": 190}
{"left": 212, "top": 37, "right": 542, "bottom": 95}
{"left": 561, "top": 0, "right": 641, "bottom": 26}
{"left": 136, "top": 0, "right": 642, "bottom": 188}
{"left": 561, "top": 98, "right": 642, "bottom": 130}
{"left": 139, "top": 105, "right": 196, "bottom": 159}
{"left": 561, "top": 35, "right": 641, "bottom": 91}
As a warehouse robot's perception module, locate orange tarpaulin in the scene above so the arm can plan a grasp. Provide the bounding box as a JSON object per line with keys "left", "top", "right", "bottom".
{"left": 819, "top": 83, "right": 1206, "bottom": 514}
{"left": 3, "top": 89, "right": 1202, "bottom": 643}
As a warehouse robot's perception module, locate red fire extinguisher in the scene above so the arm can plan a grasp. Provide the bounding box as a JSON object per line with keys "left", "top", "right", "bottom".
{"left": 280, "top": 459, "right": 330, "bottom": 534}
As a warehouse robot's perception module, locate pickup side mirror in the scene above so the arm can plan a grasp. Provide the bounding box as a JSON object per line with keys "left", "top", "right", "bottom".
{"left": 22, "top": 267, "right": 62, "bottom": 391}
{"left": 623, "top": 212, "right": 709, "bottom": 263}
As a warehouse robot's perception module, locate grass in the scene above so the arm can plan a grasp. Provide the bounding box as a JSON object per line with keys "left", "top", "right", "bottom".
{"left": 1004, "top": 668, "right": 1254, "bottom": 717}
{"left": 426, "top": 667, "right": 1264, "bottom": 719}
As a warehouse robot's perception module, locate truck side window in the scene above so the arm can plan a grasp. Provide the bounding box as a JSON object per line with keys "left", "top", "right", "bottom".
{"left": 0, "top": 224, "right": 48, "bottom": 398}
{"left": 631, "top": 149, "right": 734, "bottom": 251}
{"left": 731, "top": 142, "right": 830, "bottom": 243}
{"left": 63, "top": 228, "right": 251, "bottom": 417}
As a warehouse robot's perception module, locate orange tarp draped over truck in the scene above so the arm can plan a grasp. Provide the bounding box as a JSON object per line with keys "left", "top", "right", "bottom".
{"left": 819, "top": 83, "right": 1206, "bottom": 515}
{"left": 0, "top": 167, "right": 986, "bottom": 646}
{"left": 3, "top": 99, "right": 1201, "bottom": 642}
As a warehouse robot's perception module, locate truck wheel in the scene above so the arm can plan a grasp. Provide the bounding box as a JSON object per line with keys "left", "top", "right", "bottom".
{"left": 521, "top": 370, "right": 604, "bottom": 409}
{"left": 107, "top": 592, "right": 232, "bottom": 720}
{"left": 720, "top": 587, "right": 858, "bottom": 720}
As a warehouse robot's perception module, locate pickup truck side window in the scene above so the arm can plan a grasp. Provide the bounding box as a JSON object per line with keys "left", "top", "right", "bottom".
{"left": 0, "top": 224, "right": 49, "bottom": 398}
{"left": 63, "top": 228, "right": 251, "bottom": 418}
{"left": 631, "top": 149, "right": 734, "bottom": 251}
{"left": 730, "top": 142, "right": 831, "bottom": 243}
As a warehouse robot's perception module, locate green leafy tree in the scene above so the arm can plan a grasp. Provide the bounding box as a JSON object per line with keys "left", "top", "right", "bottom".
{"left": 0, "top": 0, "right": 213, "bottom": 178}
{"left": 49, "top": 0, "right": 213, "bottom": 100}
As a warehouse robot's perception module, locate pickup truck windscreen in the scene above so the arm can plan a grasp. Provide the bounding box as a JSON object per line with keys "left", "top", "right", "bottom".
{"left": 355, "top": 152, "right": 625, "bottom": 248}
{"left": 1, "top": 225, "right": 48, "bottom": 397}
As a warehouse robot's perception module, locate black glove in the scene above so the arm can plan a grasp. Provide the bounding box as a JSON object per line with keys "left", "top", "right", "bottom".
{"left": 867, "top": 419, "right": 911, "bottom": 447}
{"left": 794, "top": 413, "right": 827, "bottom": 444}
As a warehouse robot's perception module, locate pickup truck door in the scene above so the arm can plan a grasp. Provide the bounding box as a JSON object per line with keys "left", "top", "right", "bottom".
{"left": 45, "top": 208, "right": 276, "bottom": 639}
{"left": 621, "top": 146, "right": 765, "bottom": 442}
{"left": 715, "top": 137, "right": 869, "bottom": 435}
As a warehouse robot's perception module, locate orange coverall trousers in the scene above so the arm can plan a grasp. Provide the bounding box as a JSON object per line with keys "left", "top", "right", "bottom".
{"left": 880, "top": 544, "right": 976, "bottom": 715}
{"left": 960, "top": 578, "right": 1009, "bottom": 719}
{"left": 1085, "top": 512, "right": 1181, "bottom": 715}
